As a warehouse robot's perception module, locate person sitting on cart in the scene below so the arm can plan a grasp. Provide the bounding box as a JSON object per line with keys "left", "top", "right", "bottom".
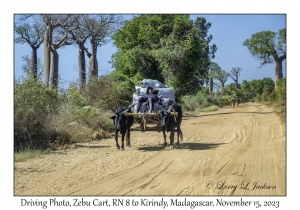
{"left": 136, "top": 86, "right": 159, "bottom": 113}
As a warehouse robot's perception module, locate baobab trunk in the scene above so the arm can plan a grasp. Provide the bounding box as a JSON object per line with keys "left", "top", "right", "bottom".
{"left": 78, "top": 44, "right": 86, "bottom": 91}
{"left": 88, "top": 40, "right": 98, "bottom": 81}
{"left": 43, "top": 32, "right": 50, "bottom": 86}
{"left": 88, "top": 55, "right": 98, "bottom": 80}
{"left": 275, "top": 59, "right": 283, "bottom": 88}
{"left": 49, "top": 49, "right": 59, "bottom": 88}
{"left": 30, "top": 47, "right": 38, "bottom": 79}
{"left": 209, "top": 77, "right": 213, "bottom": 93}
{"left": 273, "top": 51, "right": 285, "bottom": 88}
{"left": 235, "top": 76, "right": 239, "bottom": 88}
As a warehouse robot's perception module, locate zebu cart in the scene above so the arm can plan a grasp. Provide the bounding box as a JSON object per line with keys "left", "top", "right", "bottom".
{"left": 123, "top": 79, "right": 178, "bottom": 132}
{"left": 124, "top": 107, "right": 178, "bottom": 132}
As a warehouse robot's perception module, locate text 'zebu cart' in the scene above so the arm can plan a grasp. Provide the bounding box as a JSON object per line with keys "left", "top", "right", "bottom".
{"left": 123, "top": 79, "right": 178, "bottom": 132}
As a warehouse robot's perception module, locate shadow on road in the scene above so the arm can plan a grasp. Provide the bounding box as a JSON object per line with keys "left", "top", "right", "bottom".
{"left": 175, "top": 142, "right": 226, "bottom": 150}
{"left": 137, "top": 145, "right": 166, "bottom": 152}
{"left": 74, "top": 144, "right": 110, "bottom": 149}
{"left": 137, "top": 142, "right": 226, "bottom": 151}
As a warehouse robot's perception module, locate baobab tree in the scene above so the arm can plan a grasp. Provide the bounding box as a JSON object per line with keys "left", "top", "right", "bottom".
{"left": 14, "top": 19, "right": 45, "bottom": 79}
{"left": 243, "top": 28, "right": 286, "bottom": 88}
{"left": 230, "top": 67, "right": 242, "bottom": 88}
{"left": 69, "top": 14, "right": 92, "bottom": 91}
{"left": 83, "top": 15, "right": 122, "bottom": 81}
{"left": 41, "top": 14, "right": 79, "bottom": 88}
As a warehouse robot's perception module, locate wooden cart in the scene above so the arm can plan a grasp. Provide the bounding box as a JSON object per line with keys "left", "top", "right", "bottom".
{"left": 123, "top": 109, "right": 178, "bottom": 132}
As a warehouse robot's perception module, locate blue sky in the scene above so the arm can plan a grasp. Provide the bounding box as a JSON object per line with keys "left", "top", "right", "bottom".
{"left": 14, "top": 14, "right": 286, "bottom": 89}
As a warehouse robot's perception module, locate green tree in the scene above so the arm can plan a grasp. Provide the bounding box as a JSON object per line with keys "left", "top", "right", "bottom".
{"left": 243, "top": 28, "right": 286, "bottom": 87}
{"left": 239, "top": 78, "right": 274, "bottom": 102}
{"left": 111, "top": 15, "right": 216, "bottom": 97}
{"left": 241, "top": 80, "right": 255, "bottom": 101}
{"left": 194, "top": 17, "right": 217, "bottom": 87}
{"left": 208, "top": 62, "right": 220, "bottom": 93}
{"left": 112, "top": 15, "right": 177, "bottom": 83}
{"left": 215, "top": 69, "right": 230, "bottom": 88}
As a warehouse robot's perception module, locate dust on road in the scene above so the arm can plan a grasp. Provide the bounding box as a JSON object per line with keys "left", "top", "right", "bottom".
{"left": 14, "top": 103, "right": 286, "bottom": 196}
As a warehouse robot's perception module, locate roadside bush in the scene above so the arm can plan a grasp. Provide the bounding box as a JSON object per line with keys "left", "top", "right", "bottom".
{"left": 181, "top": 88, "right": 217, "bottom": 112}
{"left": 261, "top": 90, "right": 270, "bottom": 102}
{"left": 195, "top": 90, "right": 210, "bottom": 107}
{"left": 255, "top": 93, "right": 262, "bottom": 102}
{"left": 181, "top": 95, "right": 201, "bottom": 111}
{"left": 83, "top": 75, "right": 134, "bottom": 111}
{"left": 206, "top": 93, "right": 219, "bottom": 107}
{"left": 271, "top": 78, "right": 286, "bottom": 119}
{"left": 51, "top": 85, "right": 115, "bottom": 145}
{"left": 66, "top": 85, "right": 92, "bottom": 124}
{"left": 198, "top": 105, "right": 219, "bottom": 112}
{"left": 218, "top": 95, "right": 232, "bottom": 107}
{"left": 52, "top": 109, "right": 114, "bottom": 145}
{"left": 274, "top": 78, "right": 286, "bottom": 101}
{"left": 14, "top": 77, "right": 60, "bottom": 151}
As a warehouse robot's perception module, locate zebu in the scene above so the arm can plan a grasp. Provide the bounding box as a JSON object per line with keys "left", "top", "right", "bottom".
{"left": 160, "top": 104, "right": 183, "bottom": 149}
{"left": 110, "top": 106, "right": 134, "bottom": 150}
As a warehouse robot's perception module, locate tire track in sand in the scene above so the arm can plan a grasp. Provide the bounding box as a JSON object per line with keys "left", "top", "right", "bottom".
{"left": 59, "top": 149, "right": 176, "bottom": 195}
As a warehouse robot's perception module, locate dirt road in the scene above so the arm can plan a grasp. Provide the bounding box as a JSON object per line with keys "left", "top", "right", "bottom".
{"left": 14, "top": 103, "right": 286, "bottom": 196}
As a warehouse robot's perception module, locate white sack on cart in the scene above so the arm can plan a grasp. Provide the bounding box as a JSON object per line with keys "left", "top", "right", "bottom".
{"left": 140, "top": 79, "right": 167, "bottom": 88}
{"left": 131, "top": 79, "right": 176, "bottom": 113}
{"left": 135, "top": 87, "right": 175, "bottom": 102}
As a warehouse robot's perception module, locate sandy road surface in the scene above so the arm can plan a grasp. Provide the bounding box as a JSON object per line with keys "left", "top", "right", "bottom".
{"left": 14, "top": 103, "right": 286, "bottom": 196}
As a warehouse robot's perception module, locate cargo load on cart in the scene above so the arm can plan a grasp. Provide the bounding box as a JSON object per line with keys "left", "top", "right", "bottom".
{"left": 124, "top": 79, "right": 178, "bottom": 132}
{"left": 130, "top": 79, "right": 175, "bottom": 113}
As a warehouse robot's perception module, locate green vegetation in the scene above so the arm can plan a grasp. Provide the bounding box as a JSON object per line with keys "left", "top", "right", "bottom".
{"left": 14, "top": 76, "right": 60, "bottom": 151}
{"left": 243, "top": 28, "right": 286, "bottom": 85}
{"left": 14, "top": 149, "right": 48, "bottom": 162}
{"left": 179, "top": 77, "right": 286, "bottom": 120}
{"left": 268, "top": 78, "right": 286, "bottom": 119}
{"left": 14, "top": 74, "right": 133, "bottom": 154}
{"left": 111, "top": 15, "right": 217, "bottom": 98}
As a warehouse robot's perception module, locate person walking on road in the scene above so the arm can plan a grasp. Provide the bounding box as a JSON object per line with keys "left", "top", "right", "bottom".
{"left": 231, "top": 98, "right": 236, "bottom": 109}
